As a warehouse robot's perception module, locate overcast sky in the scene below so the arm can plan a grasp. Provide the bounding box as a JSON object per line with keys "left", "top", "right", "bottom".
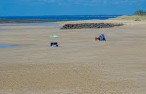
{"left": 0, "top": 0, "right": 146, "bottom": 16}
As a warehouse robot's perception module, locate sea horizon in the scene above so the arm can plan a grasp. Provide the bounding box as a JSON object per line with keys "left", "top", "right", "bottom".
{"left": 0, "top": 15, "right": 122, "bottom": 20}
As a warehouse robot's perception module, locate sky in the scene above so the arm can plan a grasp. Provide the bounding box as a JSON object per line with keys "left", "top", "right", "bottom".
{"left": 0, "top": 0, "right": 146, "bottom": 16}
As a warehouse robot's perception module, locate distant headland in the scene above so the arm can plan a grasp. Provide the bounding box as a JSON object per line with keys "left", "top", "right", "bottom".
{"left": 109, "top": 10, "right": 146, "bottom": 21}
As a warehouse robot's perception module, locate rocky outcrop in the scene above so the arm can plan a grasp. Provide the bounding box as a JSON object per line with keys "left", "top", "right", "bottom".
{"left": 61, "top": 23, "right": 124, "bottom": 29}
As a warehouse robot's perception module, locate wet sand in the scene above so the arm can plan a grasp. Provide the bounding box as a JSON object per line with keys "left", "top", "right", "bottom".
{"left": 0, "top": 20, "right": 146, "bottom": 94}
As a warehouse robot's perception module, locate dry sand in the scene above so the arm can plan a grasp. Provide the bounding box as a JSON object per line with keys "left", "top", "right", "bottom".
{"left": 0, "top": 20, "right": 146, "bottom": 94}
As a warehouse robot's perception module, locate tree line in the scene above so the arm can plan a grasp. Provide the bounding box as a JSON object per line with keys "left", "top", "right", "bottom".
{"left": 134, "top": 10, "right": 146, "bottom": 16}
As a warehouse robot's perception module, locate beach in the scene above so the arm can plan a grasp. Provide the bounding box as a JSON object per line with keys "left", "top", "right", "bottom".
{"left": 0, "top": 20, "right": 146, "bottom": 94}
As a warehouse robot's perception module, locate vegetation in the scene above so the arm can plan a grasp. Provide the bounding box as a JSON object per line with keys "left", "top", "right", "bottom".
{"left": 134, "top": 10, "right": 146, "bottom": 16}
{"left": 108, "top": 15, "right": 146, "bottom": 21}
{"left": 134, "top": 18, "right": 141, "bottom": 21}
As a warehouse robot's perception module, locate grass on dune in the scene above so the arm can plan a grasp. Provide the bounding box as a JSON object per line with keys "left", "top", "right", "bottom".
{"left": 108, "top": 15, "right": 146, "bottom": 21}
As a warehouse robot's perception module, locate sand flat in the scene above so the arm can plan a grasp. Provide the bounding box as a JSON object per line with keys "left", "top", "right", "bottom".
{"left": 0, "top": 20, "right": 146, "bottom": 94}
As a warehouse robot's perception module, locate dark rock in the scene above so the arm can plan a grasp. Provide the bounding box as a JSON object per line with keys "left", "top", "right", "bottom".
{"left": 61, "top": 23, "right": 124, "bottom": 30}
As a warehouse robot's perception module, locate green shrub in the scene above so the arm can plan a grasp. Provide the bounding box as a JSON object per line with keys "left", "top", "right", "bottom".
{"left": 134, "top": 18, "right": 141, "bottom": 21}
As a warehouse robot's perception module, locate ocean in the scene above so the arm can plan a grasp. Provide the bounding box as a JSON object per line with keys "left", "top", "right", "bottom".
{"left": 0, "top": 15, "right": 120, "bottom": 20}
{"left": 0, "top": 15, "right": 121, "bottom": 27}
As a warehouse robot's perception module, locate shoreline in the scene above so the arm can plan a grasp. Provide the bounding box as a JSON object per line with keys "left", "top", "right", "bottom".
{"left": 0, "top": 19, "right": 71, "bottom": 24}
{"left": 0, "top": 15, "right": 145, "bottom": 24}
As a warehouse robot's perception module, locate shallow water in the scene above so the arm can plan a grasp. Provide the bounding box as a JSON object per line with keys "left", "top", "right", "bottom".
{"left": 0, "top": 22, "right": 57, "bottom": 27}
{"left": 0, "top": 44, "right": 18, "bottom": 48}
{"left": 57, "top": 26, "right": 62, "bottom": 29}
{"left": 0, "top": 15, "right": 120, "bottom": 20}
{"left": 22, "top": 23, "right": 58, "bottom": 26}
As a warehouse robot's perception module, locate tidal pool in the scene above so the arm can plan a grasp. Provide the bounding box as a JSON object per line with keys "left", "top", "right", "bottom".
{"left": 0, "top": 44, "right": 18, "bottom": 48}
